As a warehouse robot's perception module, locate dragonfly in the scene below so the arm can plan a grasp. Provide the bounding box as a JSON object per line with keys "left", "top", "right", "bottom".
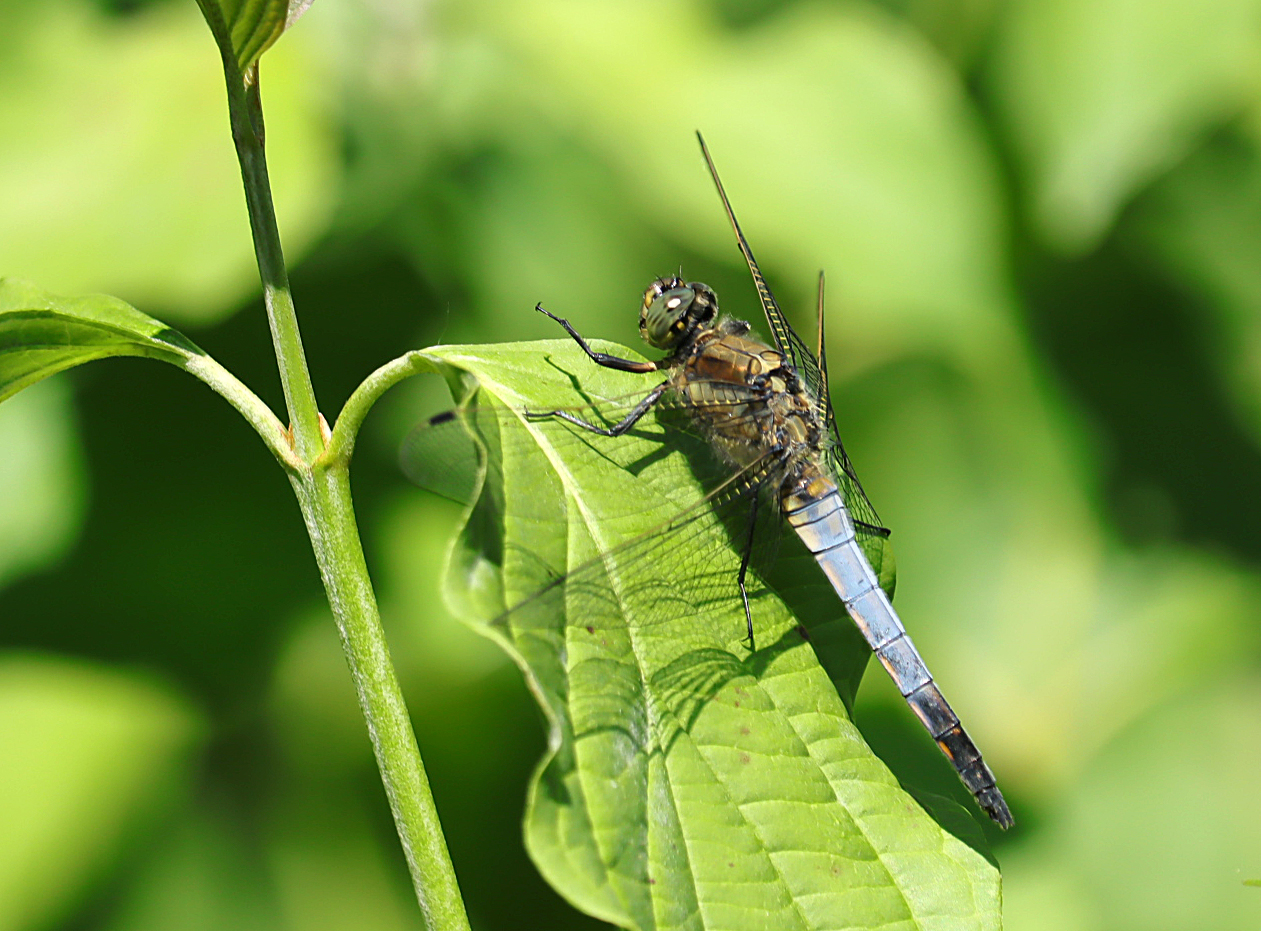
{"left": 407, "top": 134, "right": 1012, "bottom": 829}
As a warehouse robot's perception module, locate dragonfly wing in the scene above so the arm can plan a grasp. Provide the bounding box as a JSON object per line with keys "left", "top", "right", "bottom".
{"left": 403, "top": 362, "right": 817, "bottom": 646}
{"left": 408, "top": 342, "right": 1007, "bottom": 898}
{"left": 697, "top": 134, "right": 801, "bottom": 367}
{"left": 694, "top": 136, "right": 894, "bottom": 594}
{"left": 823, "top": 441, "right": 896, "bottom": 598}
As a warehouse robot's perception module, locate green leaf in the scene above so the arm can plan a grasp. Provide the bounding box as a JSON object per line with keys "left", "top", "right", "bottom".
{"left": 422, "top": 341, "right": 1002, "bottom": 931}
{"left": 0, "top": 279, "right": 294, "bottom": 470}
{"left": 195, "top": 0, "right": 310, "bottom": 75}
{"left": 0, "top": 278, "right": 203, "bottom": 404}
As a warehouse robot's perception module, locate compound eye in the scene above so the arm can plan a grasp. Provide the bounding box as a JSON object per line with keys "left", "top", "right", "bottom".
{"left": 660, "top": 287, "right": 693, "bottom": 312}
{"left": 640, "top": 285, "right": 696, "bottom": 349}
{"left": 652, "top": 287, "right": 695, "bottom": 322}
{"left": 642, "top": 277, "right": 681, "bottom": 306}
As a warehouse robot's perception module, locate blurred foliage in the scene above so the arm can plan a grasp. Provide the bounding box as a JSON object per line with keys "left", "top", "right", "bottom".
{"left": 1, "top": 0, "right": 1261, "bottom": 929}
{"left": 0, "top": 0, "right": 335, "bottom": 323}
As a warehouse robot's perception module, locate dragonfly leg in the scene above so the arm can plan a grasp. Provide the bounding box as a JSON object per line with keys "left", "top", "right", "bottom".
{"left": 534, "top": 381, "right": 671, "bottom": 437}
{"left": 536, "top": 304, "right": 660, "bottom": 374}
{"left": 737, "top": 497, "right": 759, "bottom": 650}
{"left": 855, "top": 519, "right": 892, "bottom": 538}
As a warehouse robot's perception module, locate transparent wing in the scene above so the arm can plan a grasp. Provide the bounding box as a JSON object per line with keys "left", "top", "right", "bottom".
{"left": 403, "top": 386, "right": 803, "bottom": 646}
{"left": 402, "top": 386, "right": 765, "bottom": 507}
{"left": 804, "top": 307, "right": 894, "bottom": 593}
{"left": 697, "top": 135, "right": 892, "bottom": 590}
{"left": 797, "top": 298, "right": 886, "bottom": 535}
{"left": 697, "top": 133, "right": 802, "bottom": 370}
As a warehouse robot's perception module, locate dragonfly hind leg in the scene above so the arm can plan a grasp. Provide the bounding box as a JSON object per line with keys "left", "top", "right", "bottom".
{"left": 737, "top": 497, "right": 759, "bottom": 651}
{"left": 531, "top": 381, "right": 670, "bottom": 437}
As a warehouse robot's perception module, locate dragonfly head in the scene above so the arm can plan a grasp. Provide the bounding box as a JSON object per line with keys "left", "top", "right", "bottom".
{"left": 640, "top": 276, "right": 718, "bottom": 351}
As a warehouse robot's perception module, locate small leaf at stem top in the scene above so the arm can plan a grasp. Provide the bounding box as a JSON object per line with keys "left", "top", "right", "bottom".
{"left": 195, "top": 0, "right": 309, "bottom": 76}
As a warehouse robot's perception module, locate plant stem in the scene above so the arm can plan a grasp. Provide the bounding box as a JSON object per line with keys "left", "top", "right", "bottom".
{"left": 302, "top": 463, "right": 469, "bottom": 929}
{"left": 183, "top": 353, "right": 303, "bottom": 474}
{"left": 323, "top": 350, "right": 438, "bottom": 468}
{"left": 226, "top": 70, "right": 323, "bottom": 462}
{"left": 221, "top": 60, "right": 470, "bottom": 929}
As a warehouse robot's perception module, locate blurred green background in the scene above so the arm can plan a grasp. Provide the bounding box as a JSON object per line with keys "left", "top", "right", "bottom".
{"left": 3, "top": 0, "right": 1261, "bottom": 928}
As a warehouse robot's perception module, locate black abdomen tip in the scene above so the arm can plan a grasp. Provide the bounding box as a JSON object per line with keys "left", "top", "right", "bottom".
{"left": 978, "top": 787, "right": 1014, "bottom": 830}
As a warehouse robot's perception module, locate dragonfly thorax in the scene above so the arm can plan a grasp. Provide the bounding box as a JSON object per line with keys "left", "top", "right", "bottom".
{"left": 671, "top": 322, "right": 826, "bottom": 486}
{"left": 639, "top": 276, "right": 719, "bottom": 351}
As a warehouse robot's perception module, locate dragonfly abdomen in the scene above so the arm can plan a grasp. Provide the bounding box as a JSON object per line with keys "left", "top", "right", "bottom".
{"left": 782, "top": 482, "right": 1014, "bottom": 829}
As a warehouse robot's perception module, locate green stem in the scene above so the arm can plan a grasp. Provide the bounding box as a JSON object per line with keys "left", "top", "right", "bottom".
{"left": 182, "top": 353, "right": 303, "bottom": 474}
{"left": 225, "top": 66, "right": 322, "bottom": 462}
{"left": 323, "top": 350, "right": 437, "bottom": 468}
{"left": 219, "top": 58, "right": 471, "bottom": 930}
{"left": 300, "top": 463, "right": 469, "bottom": 930}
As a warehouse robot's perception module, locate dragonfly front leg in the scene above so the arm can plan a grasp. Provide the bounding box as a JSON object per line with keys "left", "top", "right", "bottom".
{"left": 536, "top": 304, "right": 660, "bottom": 374}
{"left": 533, "top": 381, "right": 670, "bottom": 437}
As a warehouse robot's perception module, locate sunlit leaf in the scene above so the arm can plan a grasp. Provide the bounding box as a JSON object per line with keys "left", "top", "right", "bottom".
{"left": 419, "top": 341, "right": 1001, "bottom": 931}
{"left": 0, "top": 278, "right": 203, "bottom": 404}
{"left": 0, "top": 278, "right": 289, "bottom": 470}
